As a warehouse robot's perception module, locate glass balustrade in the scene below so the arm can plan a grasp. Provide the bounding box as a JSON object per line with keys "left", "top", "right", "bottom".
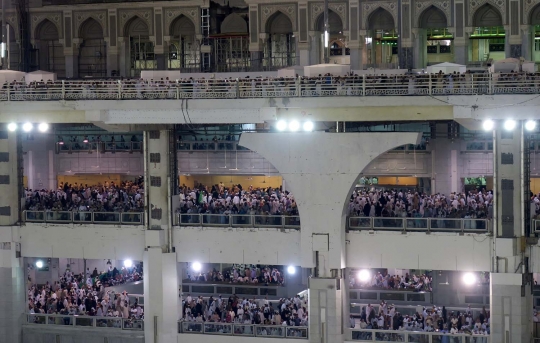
{"left": 23, "top": 211, "right": 143, "bottom": 225}
{"left": 350, "top": 330, "right": 489, "bottom": 343}
{"left": 177, "top": 321, "right": 307, "bottom": 339}
{"left": 26, "top": 314, "right": 143, "bottom": 331}
{"left": 348, "top": 217, "right": 490, "bottom": 233}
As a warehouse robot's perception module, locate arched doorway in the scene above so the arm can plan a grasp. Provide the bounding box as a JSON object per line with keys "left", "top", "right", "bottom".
{"left": 470, "top": 4, "right": 505, "bottom": 63}
{"left": 417, "top": 6, "right": 452, "bottom": 67}
{"left": 126, "top": 17, "right": 154, "bottom": 77}
{"left": 168, "top": 15, "right": 198, "bottom": 71}
{"left": 530, "top": 5, "right": 540, "bottom": 62}
{"left": 78, "top": 18, "right": 106, "bottom": 77}
{"left": 366, "top": 8, "right": 397, "bottom": 68}
{"left": 211, "top": 13, "right": 250, "bottom": 72}
{"left": 265, "top": 12, "right": 295, "bottom": 69}
{"left": 34, "top": 19, "right": 65, "bottom": 77}
{"left": 315, "top": 10, "right": 346, "bottom": 63}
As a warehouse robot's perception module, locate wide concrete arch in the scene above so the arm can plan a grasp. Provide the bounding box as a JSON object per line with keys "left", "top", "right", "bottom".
{"left": 239, "top": 132, "right": 421, "bottom": 271}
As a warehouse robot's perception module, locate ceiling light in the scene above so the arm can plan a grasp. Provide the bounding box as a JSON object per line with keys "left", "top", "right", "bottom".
{"left": 289, "top": 120, "right": 300, "bottom": 131}
{"left": 463, "top": 272, "right": 476, "bottom": 286}
{"left": 123, "top": 259, "right": 133, "bottom": 268}
{"left": 358, "top": 269, "right": 371, "bottom": 282}
{"left": 287, "top": 266, "right": 296, "bottom": 275}
{"left": 525, "top": 120, "right": 536, "bottom": 132}
{"left": 276, "top": 120, "right": 287, "bottom": 131}
{"left": 38, "top": 123, "right": 49, "bottom": 132}
{"left": 192, "top": 262, "right": 202, "bottom": 272}
{"left": 22, "top": 122, "right": 33, "bottom": 132}
{"left": 7, "top": 123, "right": 16, "bottom": 132}
{"left": 303, "top": 121, "right": 314, "bottom": 132}
{"left": 482, "top": 119, "right": 494, "bottom": 131}
{"left": 503, "top": 119, "right": 516, "bottom": 131}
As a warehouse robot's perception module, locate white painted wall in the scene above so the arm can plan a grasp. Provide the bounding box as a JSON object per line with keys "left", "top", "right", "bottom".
{"left": 173, "top": 227, "right": 301, "bottom": 266}
{"left": 346, "top": 231, "right": 492, "bottom": 271}
{"left": 19, "top": 224, "right": 145, "bottom": 261}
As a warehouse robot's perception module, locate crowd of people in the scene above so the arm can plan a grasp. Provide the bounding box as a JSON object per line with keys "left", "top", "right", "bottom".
{"left": 24, "top": 179, "right": 144, "bottom": 213}
{"left": 27, "top": 263, "right": 144, "bottom": 327}
{"left": 350, "top": 271, "right": 432, "bottom": 292}
{"left": 182, "top": 293, "right": 308, "bottom": 334}
{"left": 185, "top": 264, "right": 286, "bottom": 286}
{"left": 348, "top": 188, "right": 492, "bottom": 221}
{"left": 2, "top": 70, "right": 536, "bottom": 100}
{"left": 352, "top": 302, "right": 490, "bottom": 339}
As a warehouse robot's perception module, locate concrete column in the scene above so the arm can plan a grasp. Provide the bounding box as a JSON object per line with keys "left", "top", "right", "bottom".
{"left": 107, "top": 10, "right": 119, "bottom": 77}
{"left": 0, "top": 130, "right": 21, "bottom": 226}
{"left": 412, "top": 28, "right": 425, "bottom": 69}
{"left": 64, "top": 52, "right": 79, "bottom": 79}
{"left": 309, "top": 31, "right": 320, "bottom": 65}
{"left": 118, "top": 37, "right": 130, "bottom": 77}
{"left": 249, "top": 5, "right": 263, "bottom": 71}
{"left": 521, "top": 26, "right": 533, "bottom": 62}
{"left": 430, "top": 126, "right": 459, "bottom": 195}
{"left": 309, "top": 278, "right": 343, "bottom": 343}
{"left": 143, "top": 129, "right": 179, "bottom": 343}
{"left": 298, "top": 41, "right": 311, "bottom": 66}
{"left": 348, "top": 41, "right": 362, "bottom": 71}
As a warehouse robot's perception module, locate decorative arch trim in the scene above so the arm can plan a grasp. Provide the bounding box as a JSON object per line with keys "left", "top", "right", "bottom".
{"left": 31, "top": 13, "right": 63, "bottom": 40}
{"left": 414, "top": 1, "right": 451, "bottom": 28}
{"left": 221, "top": 13, "right": 248, "bottom": 34}
{"left": 119, "top": 9, "right": 153, "bottom": 36}
{"left": 526, "top": 1, "right": 540, "bottom": 25}
{"left": 468, "top": 0, "right": 506, "bottom": 26}
{"left": 164, "top": 8, "right": 199, "bottom": 36}
{"left": 260, "top": 4, "right": 297, "bottom": 33}
{"left": 309, "top": 2, "right": 347, "bottom": 31}
{"left": 362, "top": 2, "right": 398, "bottom": 30}
{"left": 74, "top": 11, "right": 107, "bottom": 39}
{"left": 5, "top": 14, "right": 19, "bottom": 40}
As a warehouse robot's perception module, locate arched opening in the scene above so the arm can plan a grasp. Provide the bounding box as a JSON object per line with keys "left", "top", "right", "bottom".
{"left": 34, "top": 19, "right": 65, "bottom": 77}
{"left": 366, "top": 8, "right": 397, "bottom": 68}
{"left": 168, "top": 15, "right": 198, "bottom": 71}
{"left": 211, "top": 13, "right": 250, "bottom": 72}
{"left": 126, "top": 16, "right": 154, "bottom": 77}
{"left": 315, "top": 10, "right": 346, "bottom": 63}
{"left": 417, "top": 6, "right": 453, "bottom": 67}
{"left": 530, "top": 5, "right": 540, "bottom": 62}
{"left": 78, "top": 18, "right": 106, "bottom": 77}
{"left": 1, "top": 23, "right": 19, "bottom": 70}
{"left": 264, "top": 11, "right": 295, "bottom": 69}
{"left": 470, "top": 4, "right": 505, "bottom": 63}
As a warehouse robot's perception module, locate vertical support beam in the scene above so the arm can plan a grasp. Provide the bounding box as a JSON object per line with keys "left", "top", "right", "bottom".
{"left": 297, "top": 1, "right": 310, "bottom": 66}
{"left": 107, "top": 9, "right": 119, "bottom": 77}
{"left": 507, "top": 1, "right": 522, "bottom": 58}
{"left": 398, "top": 0, "right": 413, "bottom": 69}
{"left": 153, "top": 7, "right": 165, "bottom": 70}
{"left": 348, "top": 0, "right": 361, "bottom": 70}
{"left": 248, "top": 4, "right": 262, "bottom": 70}
{"left": 452, "top": 0, "right": 469, "bottom": 65}
{"left": 63, "top": 10, "right": 78, "bottom": 78}
{"left": 0, "top": 130, "right": 21, "bottom": 226}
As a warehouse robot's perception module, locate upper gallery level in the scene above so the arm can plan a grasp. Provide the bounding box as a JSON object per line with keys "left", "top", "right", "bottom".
{"left": 2, "top": 0, "right": 540, "bottom": 76}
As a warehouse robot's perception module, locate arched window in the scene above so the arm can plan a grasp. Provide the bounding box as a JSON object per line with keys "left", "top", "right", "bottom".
{"left": 35, "top": 19, "right": 65, "bottom": 77}
{"left": 264, "top": 12, "right": 295, "bottom": 69}
{"left": 78, "top": 18, "right": 106, "bottom": 77}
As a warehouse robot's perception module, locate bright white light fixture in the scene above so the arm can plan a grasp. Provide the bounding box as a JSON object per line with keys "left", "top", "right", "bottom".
{"left": 526, "top": 120, "right": 537, "bottom": 132}
{"left": 7, "top": 123, "right": 17, "bottom": 132}
{"left": 358, "top": 269, "right": 371, "bottom": 282}
{"left": 503, "top": 119, "right": 516, "bottom": 131}
{"left": 287, "top": 266, "right": 296, "bottom": 275}
{"left": 482, "top": 119, "right": 494, "bottom": 131}
{"left": 1, "top": 43, "right": 5, "bottom": 58}
{"left": 289, "top": 120, "right": 300, "bottom": 131}
{"left": 324, "top": 31, "right": 329, "bottom": 48}
{"left": 22, "top": 122, "right": 33, "bottom": 132}
{"left": 303, "top": 121, "right": 314, "bottom": 132}
{"left": 38, "top": 123, "right": 49, "bottom": 132}
{"left": 463, "top": 272, "right": 476, "bottom": 286}
{"left": 276, "top": 120, "right": 287, "bottom": 131}
{"left": 123, "top": 259, "right": 133, "bottom": 268}
{"left": 192, "top": 262, "right": 202, "bottom": 272}
{"left": 35, "top": 260, "right": 44, "bottom": 269}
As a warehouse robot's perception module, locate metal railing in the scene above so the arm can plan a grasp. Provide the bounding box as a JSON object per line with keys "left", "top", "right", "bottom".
{"left": 179, "top": 321, "right": 308, "bottom": 339}
{"left": 24, "top": 210, "right": 144, "bottom": 225}
{"left": 177, "top": 213, "right": 300, "bottom": 229}
{"left": 348, "top": 217, "right": 490, "bottom": 233}
{"left": 26, "top": 314, "right": 144, "bottom": 331}
{"left": 3, "top": 73, "right": 539, "bottom": 101}
{"left": 56, "top": 141, "right": 142, "bottom": 153}
{"left": 349, "top": 329, "right": 489, "bottom": 342}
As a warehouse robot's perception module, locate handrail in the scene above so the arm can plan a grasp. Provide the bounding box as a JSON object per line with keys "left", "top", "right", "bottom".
{"left": 178, "top": 321, "right": 308, "bottom": 339}
{"left": 348, "top": 217, "right": 490, "bottom": 234}
{"left": 25, "top": 314, "right": 144, "bottom": 331}
{"left": 3, "top": 73, "right": 539, "bottom": 101}
{"left": 55, "top": 141, "right": 142, "bottom": 153}
{"left": 24, "top": 210, "right": 144, "bottom": 225}
{"left": 177, "top": 213, "right": 300, "bottom": 229}
{"left": 349, "top": 328, "right": 490, "bottom": 342}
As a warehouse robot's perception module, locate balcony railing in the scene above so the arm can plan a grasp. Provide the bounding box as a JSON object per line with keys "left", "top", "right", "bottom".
{"left": 177, "top": 213, "right": 300, "bottom": 229}
{"left": 55, "top": 141, "right": 142, "bottom": 153}
{"left": 178, "top": 321, "right": 308, "bottom": 339}
{"left": 24, "top": 211, "right": 144, "bottom": 225}
{"left": 349, "top": 329, "right": 489, "bottom": 342}
{"left": 25, "top": 314, "right": 143, "bottom": 331}
{"left": 2, "top": 74, "right": 538, "bottom": 101}
{"left": 348, "top": 217, "right": 490, "bottom": 233}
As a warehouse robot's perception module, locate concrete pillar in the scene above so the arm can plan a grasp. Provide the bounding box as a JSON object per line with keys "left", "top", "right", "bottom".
{"left": 412, "top": 28, "right": 425, "bottom": 69}
{"left": 349, "top": 0, "right": 361, "bottom": 70}
{"left": 249, "top": 5, "right": 263, "bottom": 71}
{"left": 430, "top": 126, "right": 459, "bottom": 195}
{"left": 490, "top": 122, "right": 533, "bottom": 343}
{"left": 0, "top": 130, "right": 21, "bottom": 226}
{"left": 107, "top": 10, "right": 119, "bottom": 77}
{"left": 143, "top": 129, "right": 179, "bottom": 343}
{"left": 298, "top": 41, "right": 311, "bottom": 67}
{"left": 308, "top": 31, "right": 320, "bottom": 65}
{"left": 118, "top": 37, "right": 130, "bottom": 77}
{"left": 239, "top": 132, "right": 421, "bottom": 343}
{"left": 64, "top": 53, "right": 79, "bottom": 79}
{"left": 521, "top": 26, "right": 533, "bottom": 62}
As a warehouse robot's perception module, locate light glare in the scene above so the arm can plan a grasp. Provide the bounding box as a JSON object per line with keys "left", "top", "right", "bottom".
{"left": 303, "top": 121, "right": 314, "bottom": 132}
{"left": 22, "top": 122, "right": 33, "bottom": 132}
{"left": 287, "top": 266, "right": 296, "bottom": 275}
{"left": 358, "top": 269, "right": 371, "bottom": 282}
{"left": 289, "top": 120, "right": 300, "bottom": 131}
{"left": 192, "top": 262, "right": 202, "bottom": 272}
{"left": 526, "top": 120, "right": 537, "bottom": 132}
{"left": 38, "top": 123, "right": 49, "bottom": 132}
{"left": 35, "top": 260, "right": 44, "bottom": 269}
{"left": 123, "top": 259, "right": 133, "bottom": 268}
{"left": 463, "top": 272, "right": 476, "bottom": 286}
{"left": 276, "top": 120, "right": 287, "bottom": 131}
{"left": 503, "top": 119, "right": 516, "bottom": 131}
{"left": 7, "top": 123, "right": 16, "bottom": 131}
{"left": 482, "top": 119, "right": 494, "bottom": 131}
